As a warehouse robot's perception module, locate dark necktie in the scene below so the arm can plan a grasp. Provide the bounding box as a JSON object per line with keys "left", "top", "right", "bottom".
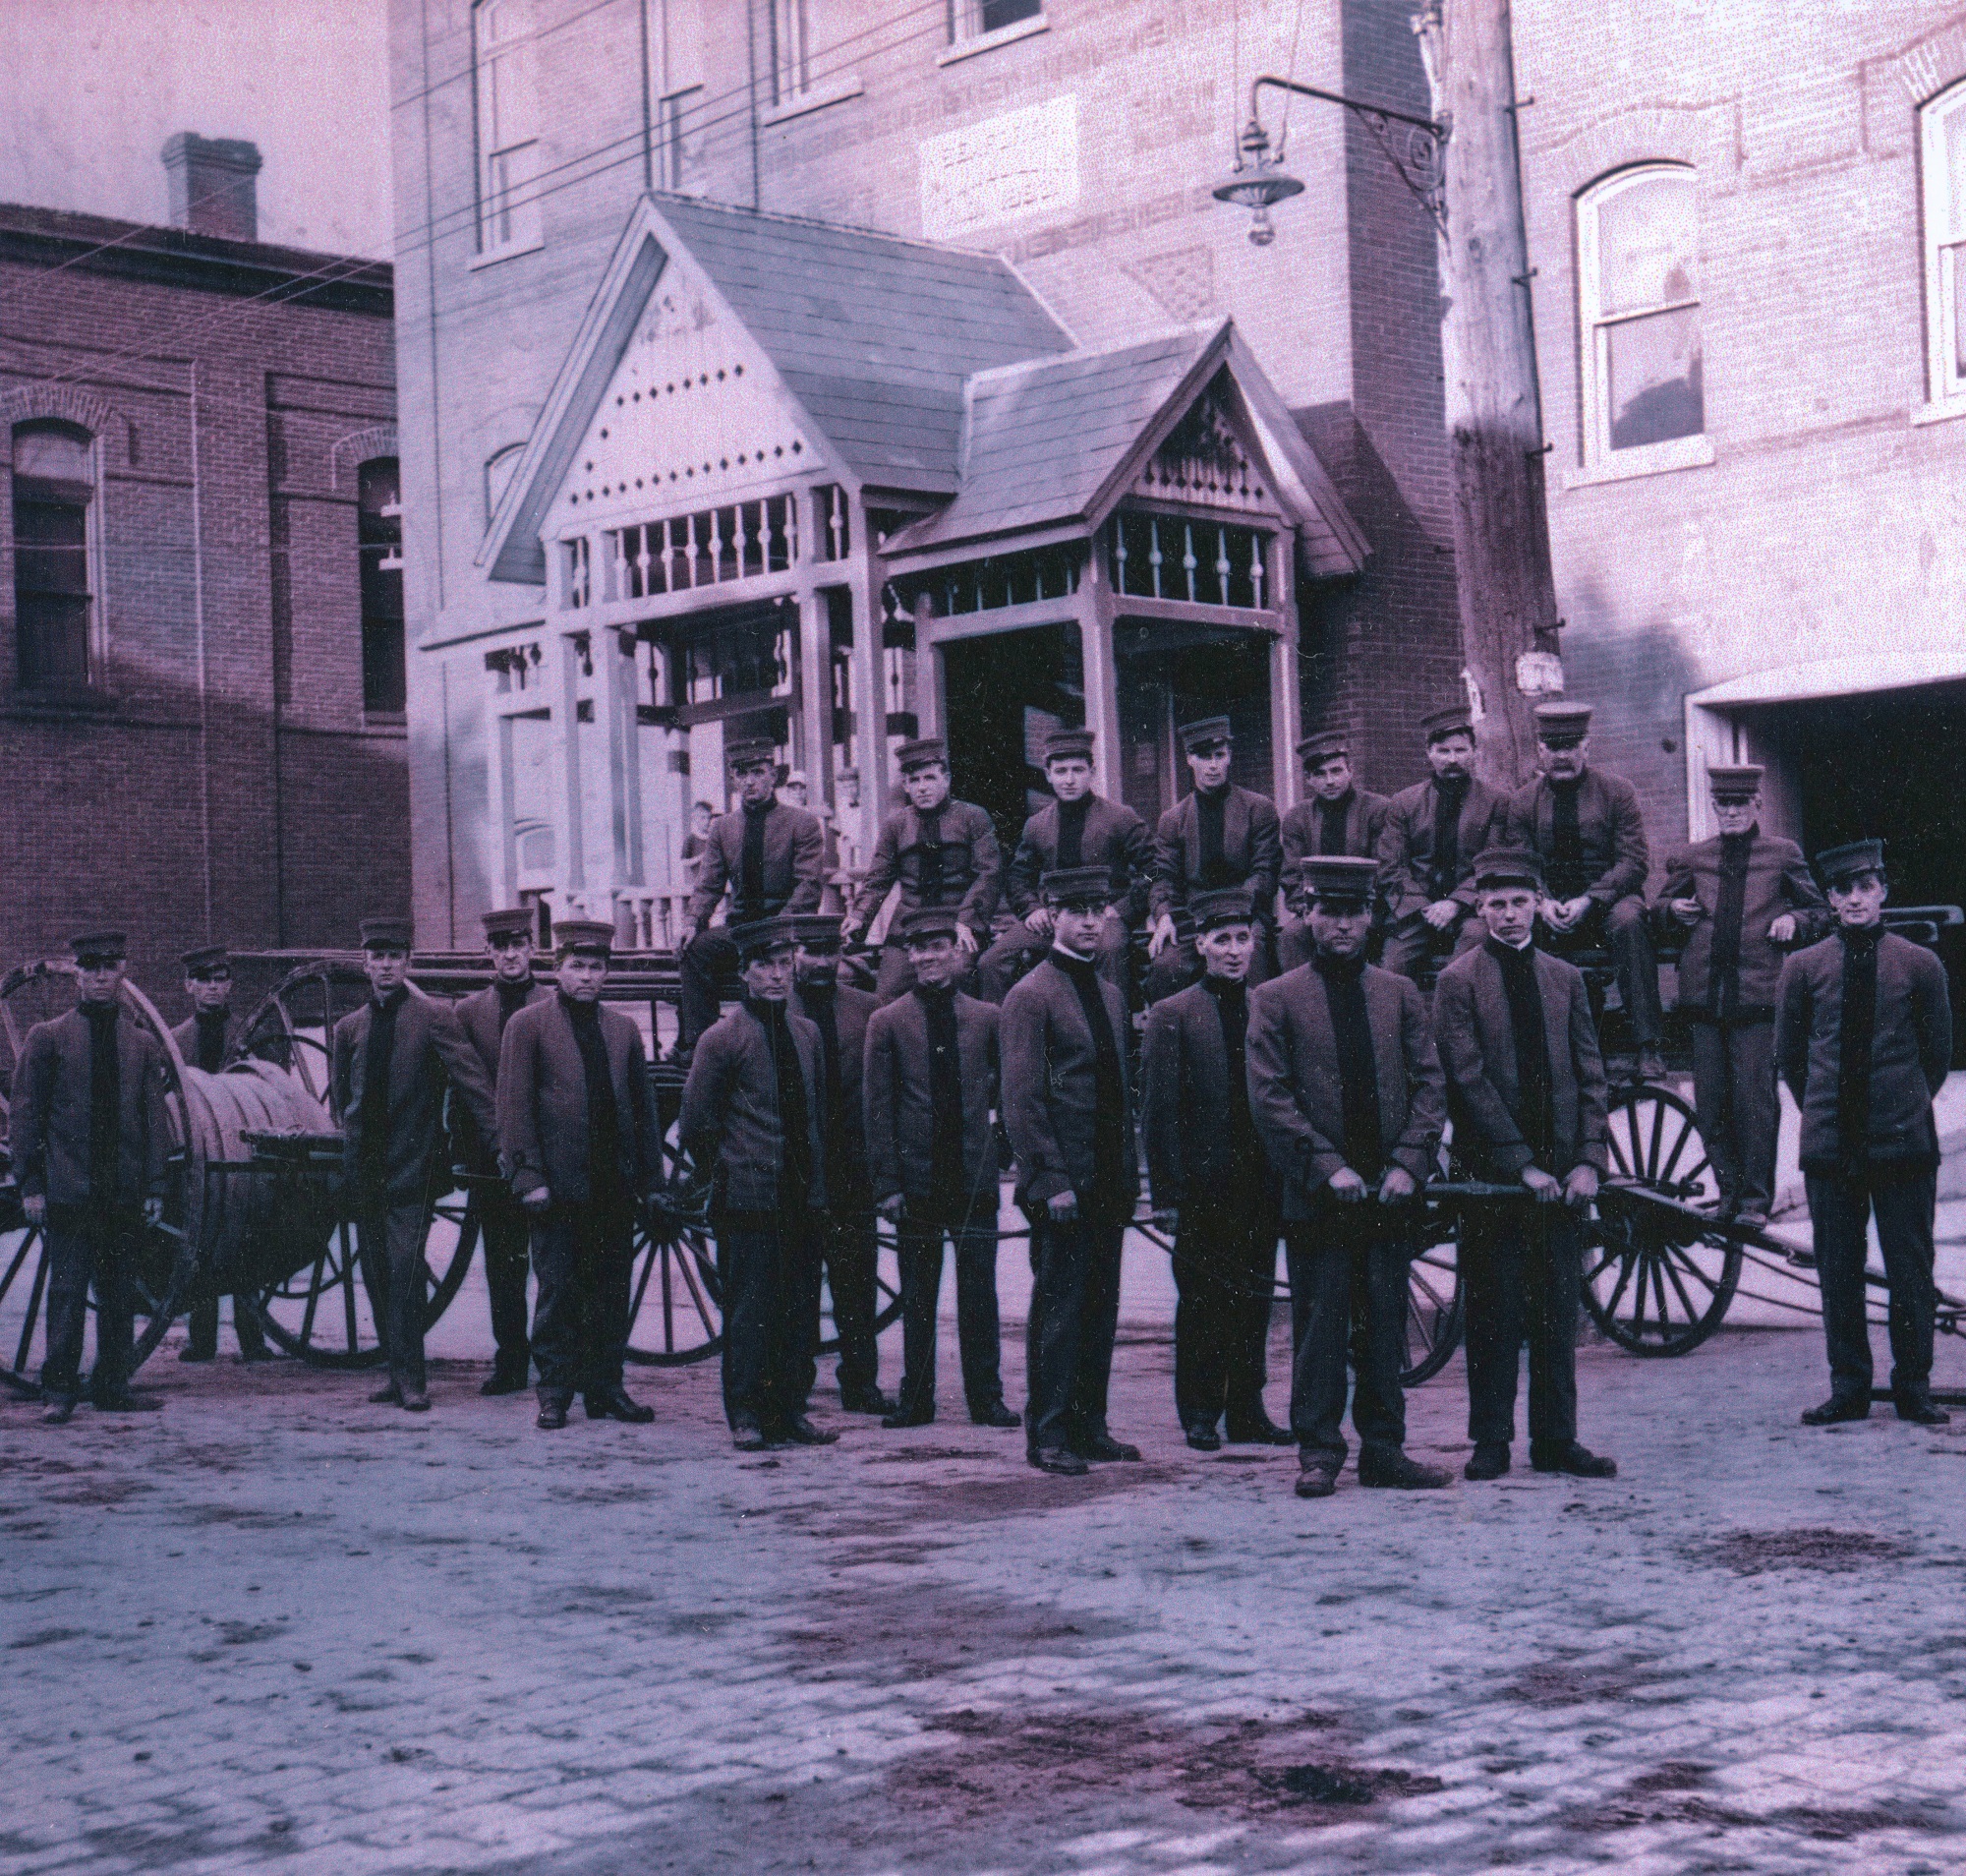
{"left": 753, "top": 999, "right": 813, "bottom": 1205}
{"left": 804, "top": 986, "right": 849, "bottom": 1174}
{"left": 1549, "top": 779, "right": 1587, "bottom": 902}
{"left": 1316, "top": 795, "right": 1351, "bottom": 856}
{"left": 360, "top": 989, "right": 406, "bottom": 1175}
{"left": 1053, "top": 950, "right": 1126, "bottom": 1214}
{"left": 83, "top": 1001, "right": 121, "bottom": 1198}
{"left": 1431, "top": 778, "right": 1470, "bottom": 900}
{"left": 563, "top": 994, "right": 624, "bottom": 1194}
{"left": 1491, "top": 940, "right": 1555, "bottom": 1167}
{"left": 494, "top": 978, "right": 534, "bottom": 1035}
{"left": 1202, "top": 974, "right": 1259, "bottom": 1170}
{"left": 1195, "top": 788, "right": 1232, "bottom": 890}
{"left": 918, "top": 985, "right": 966, "bottom": 1215}
{"left": 916, "top": 808, "right": 947, "bottom": 906}
{"left": 194, "top": 1010, "right": 228, "bottom": 1074}
{"left": 1835, "top": 927, "right": 1880, "bottom": 1174}
{"left": 1709, "top": 832, "right": 1753, "bottom": 1021}
{"left": 1055, "top": 795, "right": 1090, "bottom": 871}
{"left": 1314, "top": 953, "right": 1383, "bottom": 1180}
{"left": 739, "top": 801, "right": 773, "bottom": 918}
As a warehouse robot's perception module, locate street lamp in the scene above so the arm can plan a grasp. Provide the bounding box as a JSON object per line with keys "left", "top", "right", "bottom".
{"left": 1212, "top": 118, "right": 1303, "bottom": 249}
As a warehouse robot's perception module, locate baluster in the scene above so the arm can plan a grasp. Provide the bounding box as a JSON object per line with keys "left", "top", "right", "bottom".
{"left": 733, "top": 503, "right": 752, "bottom": 578}
{"left": 1148, "top": 517, "right": 1163, "bottom": 600}
{"left": 1249, "top": 532, "right": 1265, "bottom": 610}
{"left": 1183, "top": 523, "right": 1198, "bottom": 603}
{"left": 1213, "top": 525, "right": 1232, "bottom": 604}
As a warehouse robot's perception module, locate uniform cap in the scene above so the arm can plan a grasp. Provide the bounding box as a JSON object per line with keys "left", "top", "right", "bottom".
{"left": 1471, "top": 847, "right": 1544, "bottom": 891}
{"left": 1532, "top": 701, "right": 1593, "bottom": 747}
{"left": 1706, "top": 764, "right": 1764, "bottom": 800}
{"left": 896, "top": 736, "right": 948, "bottom": 773}
{"left": 1300, "top": 856, "right": 1380, "bottom": 907}
{"left": 552, "top": 918, "right": 614, "bottom": 957}
{"left": 1815, "top": 838, "right": 1885, "bottom": 885}
{"left": 1295, "top": 731, "right": 1351, "bottom": 766}
{"left": 724, "top": 736, "right": 781, "bottom": 773}
{"left": 180, "top": 943, "right": 231, "bottom": 974}
{"left": 1040, "top": 865, "right": 1117, "bottom": 909}
{"left": 1191, "top": 888, "right": 1256, "bottom": 931}
{"left": 358, "top": 916, "right": 413, "bottom": 951}
{"left": 788, "top": 914, "right": 844, "bottom": 950}
{"left": 1178, "top": 715, "right": 1233, "bottom": 753}
{"left": 898, "top": 907, "right": 963, "bottom": 945}
{"left": 480, "top": 907, "right": 535, "bottom": 941}
{"left": 728, "top": 916, "right": 797, "bottom": 962}
{"left": 1420, "top": 702, "right": 1475, "bottom": 744}
{"left": 71, "top": 928, "right": 128, "bottom": 964}
{"left": 1043, "top": 728, "right": 1096, "bottom": 763}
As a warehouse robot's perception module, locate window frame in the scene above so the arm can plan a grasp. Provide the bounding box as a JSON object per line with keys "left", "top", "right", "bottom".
{"left": 1574, "top": 162, "right": 1712, "bottom": 480}
{"left": 1921, "top": 78, "right": 1966, "bottom": 417}
{"left": 472, "top": 0, "right": 544, "bottom": 263}
{"left": 10, "top": 419, "right": 106, "bottom": 697}
{"left": 946, "top": 0, "right": 1045, "bottom": 52}
{"left": 357, "top": 456, "right": 407, "bottom": 720}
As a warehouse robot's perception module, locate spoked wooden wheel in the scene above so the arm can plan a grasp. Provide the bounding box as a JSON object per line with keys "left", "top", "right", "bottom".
{"left": 0, "top": 964, "right": 199, "bottom": 1393}
{"left": 1585, "top": 1083, "right": 1741, "bottom": 1356}
{"left": 819, "top": 1216, "right": 904, "bottom": 1357}
{"left": 625, "top": 1117, "right": 722, "bottom": 1366}
{"left": 236, "top": 958, "right": 370, "bottom": 1103}
{"left": 1401, "top": 1238, "right": 1463, "bottom": 1386}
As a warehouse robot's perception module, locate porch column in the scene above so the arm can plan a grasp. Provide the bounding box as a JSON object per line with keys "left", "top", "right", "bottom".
{"left": 1270, "top": 535, "right": 1302, "bottom": 813}
{"left": 795, "top": 586, "right": 830, "bottom": 809}
{"left": 1079, "top": 535, "right": 1123, "bottom": 801}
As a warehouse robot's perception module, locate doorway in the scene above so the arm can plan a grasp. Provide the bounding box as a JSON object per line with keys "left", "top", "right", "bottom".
{"left": 1114, "top": 619, "right": 1274, "bottom": 827}
{"left": 938, "top": 622, "right": 1085, "bottom": 853}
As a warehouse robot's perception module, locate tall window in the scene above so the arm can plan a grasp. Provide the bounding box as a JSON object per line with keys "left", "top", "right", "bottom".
{"left": 358, "top": 458, "right": 406, "bottom": 716}
{"left": 1577, "top": 165, "right": 1705, "bottom": 465}
{"left": 1922, "top": 80, "right": 1966, "bottom": 407}
{"left": 12, "top": 422, "right": 96, "bottom": 690}
{"left": 659, "top": 87, "right": 701, "bottom": 191}
{"left": 475, "top": 0, "right": 541, "bottom": 255}
{"left": 953, "top": 0, "right": 1041, "bottom": 39}
{"left": 770, "top": 0, "right": 812, "bottom": 104}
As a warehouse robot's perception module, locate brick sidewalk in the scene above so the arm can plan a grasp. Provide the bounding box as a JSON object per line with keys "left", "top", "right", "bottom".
{"left": 4, "top": 1312, "right": 1964, "bottom": 1876}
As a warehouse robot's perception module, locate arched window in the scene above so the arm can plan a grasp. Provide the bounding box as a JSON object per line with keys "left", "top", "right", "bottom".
{"left": 1577, "top": 165, "right": 1705, "bottom": 466}
{"left": 1921, "top": 79, "right": 1966, "bottom": 408}
{"left": 358, "top": 458, "right": 406, "bottom": 716}
{"left": 12, "top": 421, "right": 97, "bottom": 689}
{"left": 475, "top": 0, "right": 541, "bottom": 256}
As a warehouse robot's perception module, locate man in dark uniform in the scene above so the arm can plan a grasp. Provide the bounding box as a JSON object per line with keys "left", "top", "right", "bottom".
{"left": 496, "top": 919, "right": 663, "bottom": 1430}
{"left": 1377, "top": 702, "right": 1508, "bottom": 985}
{"left": 1001, "top": 865, "right": 1143, "bottom": 1476}
{"left": 454, "top": 908, "right": 552, "bottom": 1393}
{"left": 1505, "top": 701, "right": 1665, "bottom": 1080}
{"left": 1144, "top": 717, "right": 1283, "bottom": 1003}
{"left": 680, "top": 917, "right": 837, "bottom": 1450}
{"left": 1776, "top": 840, "right": 1953, "bottom": 1428}
{"left": 172, "top": 943, "right": 269, "bottom": 1365}
{"left": 1141, "top": 888, "right": 1291, "bottom": 1450}
{"left": 790, "top": 914, "right": 894, "bottom": 1417}
{"left": 674, "top": 738, "right": 826, "bottom": 1061}
{"left": 976, "top": 728, "right": 1153, "bottom": 1002}
{"left": 332, "top": 915, "right": 499, "bottom": 1412}
{"left": 1660, "top": 766, "right": 1827, "bottom": 1228}
{"left": 864, "top": 907, "right": 1018, "bottom": 1430}
{"left": 13, "top": 930, "right": 171, "bottom": 1422}
{"left": 1278, "top": 733, "right": 1391, "bottom": 971}
{"left": 845, "top": 736, "right": 1003, "bottom": 1002}
{"left": 1434, "top": 849, "right": 1616, "bottom": 1482}
{"left": 1247, "top": 859, "right": 1452, "bottom": 1496}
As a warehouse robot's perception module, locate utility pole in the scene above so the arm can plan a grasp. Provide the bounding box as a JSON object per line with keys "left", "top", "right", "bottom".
{"left": 1415, "top": 0, "right": 1562, "bottom": 792}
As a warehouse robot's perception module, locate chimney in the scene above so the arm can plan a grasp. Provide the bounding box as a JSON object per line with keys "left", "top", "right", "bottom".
{"left": 161, "top": 134, "right": 262, "bottom": 243}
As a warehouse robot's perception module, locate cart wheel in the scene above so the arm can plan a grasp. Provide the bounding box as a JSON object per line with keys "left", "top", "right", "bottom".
{"left": 625, "top": 1117, "right": 723, "bottom": 1366}
{"left": 1584, "top": 1083, "right": 1741, "bottom": 1356}
{"left": 818, "top": 1216, "right": 904, "bottom": 1357}
{"left": 1402, "top": 1239, "right": 1463, "bottom": 1386}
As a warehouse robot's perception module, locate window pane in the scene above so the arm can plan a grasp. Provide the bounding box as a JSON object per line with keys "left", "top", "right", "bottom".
{"left": 1953, "top": 246, "right": 1966, "bottom": 377}
{"left": 1945, "top": 105, "right": 1966, "bottom": 242}
{"left": 1596, "top": 172, "right": 1698, "bottom": 316}
{"left": 363, "top": 618, "right": 407, "bottom": 715}
{"left": 18, "top": 594, "right": 90, "bottom": 687}
{"left": 1606, "top": 305, "right": 1704, "bottom": 449}
{"left": 978, "top": 0, "right": 1042, "bottom": 29}
{"left": 13, "top": 429, "right": 90, "bottom": 484}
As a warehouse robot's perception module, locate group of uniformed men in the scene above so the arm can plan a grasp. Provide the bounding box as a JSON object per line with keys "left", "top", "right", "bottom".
{"left": 11, "top": 694, "right": 1953, "bottom": 1479}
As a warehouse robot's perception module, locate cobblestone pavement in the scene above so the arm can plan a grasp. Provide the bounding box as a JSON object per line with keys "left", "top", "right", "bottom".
{"left": 5, "top": 1283, "right": 1966, "bottom": 1876}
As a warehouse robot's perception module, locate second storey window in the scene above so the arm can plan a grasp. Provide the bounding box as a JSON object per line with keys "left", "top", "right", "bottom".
{"left": 12, "top": 421, "right": 97, "bottom": 690}
{"left": 1922, "top": 79, "right": 1966, "bottom": 406}
{"left": 475, "top": 0, "right": 541, "bottom": 255}
{"left": 770, "top": 0, "right": 812, "bottom": 103}
{"left": 358, "top": 458, "right": 407, "bottom": 716}
{"left": 1577, "top": 164, "right": 1705, "bottom": 465}
{"left": 953, "top": 0, "right": 1041, "bottom": 38}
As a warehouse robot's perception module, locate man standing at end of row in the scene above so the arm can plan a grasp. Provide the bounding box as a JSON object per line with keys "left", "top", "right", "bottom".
{"left": 1278, "top": 733, "right": 1389, "bottom": 972}
{"left": 1003, "top": 867, "right": 1143, "bottom": 1476}
{"left": 1247, "top": 860, "right": 1450, "bottom": 1497}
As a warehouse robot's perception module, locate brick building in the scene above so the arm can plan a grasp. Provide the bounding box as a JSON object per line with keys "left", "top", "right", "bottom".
{"left": 0, "top": 136, "right": 406, "bottom": 999}
{"left": 388, "top": 0, "right": 1461, "bottom": 947}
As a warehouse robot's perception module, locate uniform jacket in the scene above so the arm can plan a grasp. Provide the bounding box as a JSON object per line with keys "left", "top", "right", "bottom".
{"left": 1505, "top": 768, "right": 1650, "bottom": 904}
{"left": 1659, "top": 831, "right": 1826, "bottom": 1018}
{"left": 493, "top": 993, "right": 663, "bottom": 1203}
{"left": 678, "top": 1000, "right": 828, "bottom": 1213}
{"left": 851, "top": 798, "right": 1003, "bottom": 935}
{"left": 1243, "top": 963, "right": 1445, "bottom": 1217}
{"left": 452, "top": 979, "right": 551, "bottom": 1168}
{"left": 862, "top": 989, "right": 1001, "bottom": 1209}
{"left": 1280, "top": 789, "right": 1391, "bottom": 867}
{"left": 331, "top": 986, "right": 499, "bottom": 1203}
{"left": 1150, "top": 786, "right": 1283, "bottom": 922}
{"left": 1376, "top": 777, "right": 1510, "bottom": 920}
{"left": 1432, "top": 942, "right": 1610, "bottom": 1177}
{"left": 999, "top": 954, "right": 1139, "bottom": 1213}
{"left": 795, "top": 979, "right": 878, "bottom": 1204}
{"left": 687, "top": 801, "right": 827, "bottom": 928}
{"left": 1005, "top": 793, "right": 1154, "bottom": 923}
{"left": 10, "top": 1005, "right": 171, "bottom": 1207}
{"left": 1140, "top": 979, "right": 1287, "bottom": 1211}
{"left": 1774, "top": 930, "right": 1952, "bottom": 1171}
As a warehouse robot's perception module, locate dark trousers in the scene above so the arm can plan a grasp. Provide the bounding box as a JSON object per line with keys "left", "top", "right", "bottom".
{"left": 354, "top": 1191, "right": 434, "bottom": 1397}
{"left": 1024, "top": 1211, "right": 1126, "bottom": 1454}
{"left": 530, "top": 1193, "right": 635, "bottom": 1401}
{"left": 977, "top": 917, "right": 1128, "bottom": 1005}
{"left": 1690, "top": 1020, "right": 1779, "bottom": 1215}
{"left": 797, "top": 1205, "right": 881, "bottom": 1404}
{"left": 1460, "top": 1201, "right": 1584, "bottom": 1450}
{"left": 1143, "top": 928, "right": 1275, "bottom": 1005}
{"left": 1285, "top": 1204, "right": 1414, "bottom": 1461}
{"left": 1805, "top": 1165, "right": 1938, "bottom": 1404}
{"left": 478, "top": 1181, "right": 535, "bottom": 1374}
{"left": 678, "top": 929, "right": 740, "bottom": 1050}
{"left": 1171, "top": 1199, "right": 1278, "bottom": 1431}
{"left": 1542, "top": 896, "right": 1662, "bottom": 1047}
{"left": 1380, "top": 909, "right": 1484, "bottom": 984}
{"left": 41, "top": 1202, "right": 140, "bottom": 1399}
{"left": 894, "top": 1202, "right": 1005, "bottom": 1419}
{"left": 716, "top": 1204, "right": 821, "bottom": 1430}
{"left": 184, "top": 1290, "right": 268, "bottom": 1361}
